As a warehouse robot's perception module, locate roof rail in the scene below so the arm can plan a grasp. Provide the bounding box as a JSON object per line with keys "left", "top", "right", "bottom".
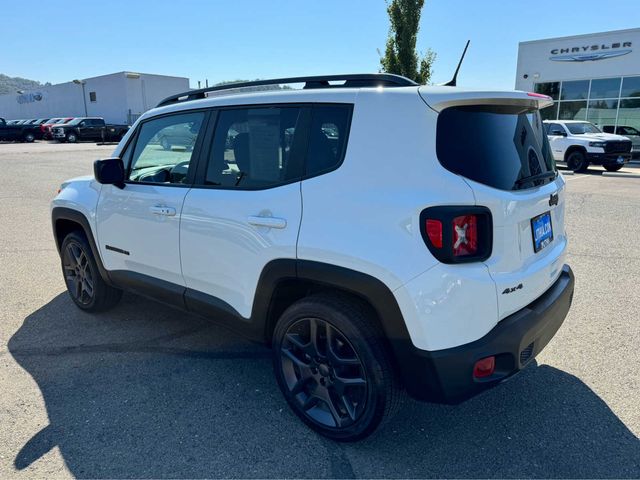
{"left": 156, "top": 74, "right": 417, "bottom": 107}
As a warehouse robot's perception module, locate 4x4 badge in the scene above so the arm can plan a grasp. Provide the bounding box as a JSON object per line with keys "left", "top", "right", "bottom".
{"left": 549, "top": 193, "right": 559, "bottom": 207}
{"left": 502, "top": 283, "right": 523, "bottom": 295}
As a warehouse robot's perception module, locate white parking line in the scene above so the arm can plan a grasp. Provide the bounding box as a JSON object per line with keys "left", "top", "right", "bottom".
{"left": 564, "top": 174, "right": 590, "bottom": 181}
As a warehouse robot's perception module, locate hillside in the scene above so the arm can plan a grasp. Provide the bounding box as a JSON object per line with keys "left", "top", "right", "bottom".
{"left": 0, "top": 74, "right": 46, "bottom": 95}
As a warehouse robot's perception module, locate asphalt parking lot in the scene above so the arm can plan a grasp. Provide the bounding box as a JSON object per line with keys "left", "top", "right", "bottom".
{"left": 0, "top": 142, "right": 639, "bottom": 478}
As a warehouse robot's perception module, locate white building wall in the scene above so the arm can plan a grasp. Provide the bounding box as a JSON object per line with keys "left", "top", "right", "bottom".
{"left": 0, "top": 72, "right": 189, "bottom": 124}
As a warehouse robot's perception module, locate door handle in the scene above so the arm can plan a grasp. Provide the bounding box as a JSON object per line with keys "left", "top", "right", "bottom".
{"left": 150, "top": 205, "right": 176, "bottom": 216}
{"left": 247, "top": 215, "right": 287, "bottom": 229}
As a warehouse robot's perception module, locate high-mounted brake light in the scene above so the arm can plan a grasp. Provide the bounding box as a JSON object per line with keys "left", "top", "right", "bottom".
{"left": 527, "top": 92, "right": 551, "bottom": 100}
{"left": 420, "top": 206, "right": 492, "bottom": 264}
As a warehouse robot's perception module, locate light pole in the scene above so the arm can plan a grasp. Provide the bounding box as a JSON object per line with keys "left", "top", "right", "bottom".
{"left": 73, "top": 79, "right": 88, "bottom": 116}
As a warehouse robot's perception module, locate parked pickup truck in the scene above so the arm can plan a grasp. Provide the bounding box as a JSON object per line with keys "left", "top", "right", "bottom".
{"left": 0, "top": 117, "right": 43, "bottom": 142}
{"left": 51, "top": 117, "right": 129, "bottom": 143}
{"left": 543, "top": 120, "right": 632, "bottom": 172}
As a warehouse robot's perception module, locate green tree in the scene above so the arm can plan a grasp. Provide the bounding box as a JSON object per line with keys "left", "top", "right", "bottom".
{"left": 380, "top": 0, "right": 436, "bottom": 84}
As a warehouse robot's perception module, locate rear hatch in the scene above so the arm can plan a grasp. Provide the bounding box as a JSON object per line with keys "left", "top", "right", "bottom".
{"left": 420, "top": 87, "right": 567, "bottom": 319}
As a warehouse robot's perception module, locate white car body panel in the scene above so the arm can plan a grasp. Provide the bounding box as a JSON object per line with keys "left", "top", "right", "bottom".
{"left": 180, "top": 183, "right": 302, "bottom": 318}
{"left": 51, "top": 175, "right": 102, "bottom": 245}
{"left": 95, "top": 183, "right": 189, "bottom": 286}
{"left": 465, "top": 175, "right": 567, "bottom": 320}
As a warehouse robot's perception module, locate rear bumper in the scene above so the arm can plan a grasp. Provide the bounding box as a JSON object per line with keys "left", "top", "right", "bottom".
{"left": 586, "top": 152, "right": 631, "bottom": 166}
{"left": 402, "top": 264, "right": 574, "bottom": 403}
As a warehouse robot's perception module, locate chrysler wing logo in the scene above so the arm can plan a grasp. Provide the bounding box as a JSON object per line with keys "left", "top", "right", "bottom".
{"left": 550, "top": 49, "right": 632, "bottom": 62}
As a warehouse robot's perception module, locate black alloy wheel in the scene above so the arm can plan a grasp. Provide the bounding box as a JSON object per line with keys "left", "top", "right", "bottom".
{"left": 60, "top": 232, "right": 122, "bottom": 311}
{"left": 273, "top": 294, "right": 403, "bottom": 441}
{"left": 62, "top": 241, "right": 94, "bottom": 306}
{"left": 280, "top": 317, "right": 368, "bottom": 429}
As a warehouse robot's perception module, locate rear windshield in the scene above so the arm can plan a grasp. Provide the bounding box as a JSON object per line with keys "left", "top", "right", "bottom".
{"left": 436, "top": 106, "right": 556, "bottom": 190}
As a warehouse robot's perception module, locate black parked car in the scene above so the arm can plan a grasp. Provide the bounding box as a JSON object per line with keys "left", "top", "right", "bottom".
{"left": 51, "top": 117, "right": 129, "bottom": 143}
{"left": 0, "top": 117, "right": 43, "bottom": 142}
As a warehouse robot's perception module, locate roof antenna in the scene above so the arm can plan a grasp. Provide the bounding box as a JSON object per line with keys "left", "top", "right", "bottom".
{"left": 441, "top": 40, "right": 470, "bottom": 87}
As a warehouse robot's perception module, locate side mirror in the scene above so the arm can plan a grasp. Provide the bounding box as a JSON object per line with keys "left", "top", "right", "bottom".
{"left": 94, "top": 158, "right": 125, "bottom": 189}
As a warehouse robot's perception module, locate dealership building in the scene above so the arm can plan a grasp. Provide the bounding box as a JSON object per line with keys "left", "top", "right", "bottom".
{"left": 0, "top": 71, "right": 189, "bottom": 125}
{"left": 516, "top": 28, "right": 640, "bottom": 136}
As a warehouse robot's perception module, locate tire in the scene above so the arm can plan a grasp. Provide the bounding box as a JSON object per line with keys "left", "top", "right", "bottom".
{"left": 23, "top": 132, "right": 35, "bottom": 143}
{"left": 160, "top": 137, "right": 171, "bottom": 151}
{"left": 272, "top": 293, "right": 403, "bottom": 441}
{"left": 566, "top": 150, "right": 588, "bottom": 172}
{"left": 60, "top": 231, "right": 122, "bottom": 312}
{"left": 66, "top": 132, "right": 78, "bottom": 143}
{"left": 604, "top": 164, "right": 623, "bottom": 172}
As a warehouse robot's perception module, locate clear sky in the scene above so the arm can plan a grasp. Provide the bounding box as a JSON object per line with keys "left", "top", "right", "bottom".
{"left": 2, "top": 0, "right": 638, "bottom": 90}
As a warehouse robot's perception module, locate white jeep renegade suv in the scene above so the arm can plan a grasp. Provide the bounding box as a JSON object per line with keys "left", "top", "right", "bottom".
{"left": 51, "top": 74, "right": 575, "bottom": 441}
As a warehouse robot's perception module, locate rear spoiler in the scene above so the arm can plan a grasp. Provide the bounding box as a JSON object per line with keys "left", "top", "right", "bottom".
{"left": 418, "top": 87, "right": 554, "bottom": 113}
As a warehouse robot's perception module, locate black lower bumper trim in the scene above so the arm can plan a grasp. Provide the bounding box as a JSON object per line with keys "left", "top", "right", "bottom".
{"left": 586, "top": 152, "right": 631, "bottom": 166}
{"left": 403, "top": 265, "right": 575, "bottom": 404}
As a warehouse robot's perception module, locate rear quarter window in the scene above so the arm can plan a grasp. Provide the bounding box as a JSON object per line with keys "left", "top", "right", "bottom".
{"left": 436, "top": 106, "right": 556, "bottom": 190}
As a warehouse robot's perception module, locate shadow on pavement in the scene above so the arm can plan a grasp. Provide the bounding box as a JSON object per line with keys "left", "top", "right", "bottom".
{"left": 9, "top": 293, "right": 640, "bottom": 478}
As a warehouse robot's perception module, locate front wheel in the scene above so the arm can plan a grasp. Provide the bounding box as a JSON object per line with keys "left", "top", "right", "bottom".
{"left": 66, "top": 132, "right": 78, "bottom": 143}
{"left": 272, "top": 294, "right": 402, "bottom": 441}
{"left": 604, "top": 164, "right": 623, "bottom": 172}
{"left": 23, "top": 132, "right": 35, "bottom": 143}
{"left": 60, "top": 231, "right": 122, "bottom": 312}
{"left": 566, "top": 151, "right": 589, "bottom": 172}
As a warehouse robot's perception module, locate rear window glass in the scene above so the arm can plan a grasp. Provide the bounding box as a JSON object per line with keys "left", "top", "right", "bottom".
{"left": 436, "top": 106, "right": 556, "bottom": 190}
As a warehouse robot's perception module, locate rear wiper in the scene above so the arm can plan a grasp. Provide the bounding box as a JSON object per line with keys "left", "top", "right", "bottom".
{"left": 514, "top": 171, "right": 557, "bottom": 187}
{"left": 235, "top": 171, "right": 246, "bottom": 186}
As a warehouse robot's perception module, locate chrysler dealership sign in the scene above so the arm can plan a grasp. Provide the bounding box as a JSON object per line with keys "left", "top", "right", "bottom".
{"left": 549, "top": 41, "right": 632, "bottom": 62}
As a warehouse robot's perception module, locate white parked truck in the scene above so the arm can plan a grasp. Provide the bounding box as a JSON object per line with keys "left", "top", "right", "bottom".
{"left": 543, "top": 120, "right": 632, "bottom": 172}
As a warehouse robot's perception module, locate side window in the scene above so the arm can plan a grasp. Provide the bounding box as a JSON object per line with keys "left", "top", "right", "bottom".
{"left": 548, "top": 123, "right": 565, "bottom": 135}
{"left": 305, "top": 105, "right": 351, "bottom": 176}
{"left": 205, "top": 107, "right": 306, "bottom": 189}
{"left": 127, "top": 111, "right": 205, "bottom": 185}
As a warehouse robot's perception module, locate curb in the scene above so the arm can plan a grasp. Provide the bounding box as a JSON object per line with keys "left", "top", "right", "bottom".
{"left": 560, "top": 170, "right": 575, "bottom": 176}
{"left": 601, "top": 171, "right": 640, "bottom": 178}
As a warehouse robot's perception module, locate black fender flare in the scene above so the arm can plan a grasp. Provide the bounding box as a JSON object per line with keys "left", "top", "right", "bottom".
{"left": 51, "top": 207, "right": 113, "bottom": 285}
{"left": 254, "top": 259, "right": 417, "bottom": 392}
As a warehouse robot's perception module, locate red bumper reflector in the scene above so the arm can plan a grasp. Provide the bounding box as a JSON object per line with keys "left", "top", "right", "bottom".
{"left": 473, "top": 356, "right": 495, "bottom": 378}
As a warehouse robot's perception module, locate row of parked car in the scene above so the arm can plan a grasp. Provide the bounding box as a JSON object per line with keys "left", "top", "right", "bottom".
{"left": 0, "top": 116, "right": 129, "bottom": 143}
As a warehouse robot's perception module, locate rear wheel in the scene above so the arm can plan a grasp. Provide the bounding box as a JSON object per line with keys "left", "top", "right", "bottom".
{"left": 60, "top": 231, "right": 122, "bottom": 312}
{"left": 66, "top": 132, "right": 78, "bottom": 143}
{"left": 604, "top": 164, "right": 623, "bottom": 172}
{"left": 272, "top": 294, "right": 402, "bottom": 441}
{"left": 566, "top": 150, "right": 588, "bottom": 172}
